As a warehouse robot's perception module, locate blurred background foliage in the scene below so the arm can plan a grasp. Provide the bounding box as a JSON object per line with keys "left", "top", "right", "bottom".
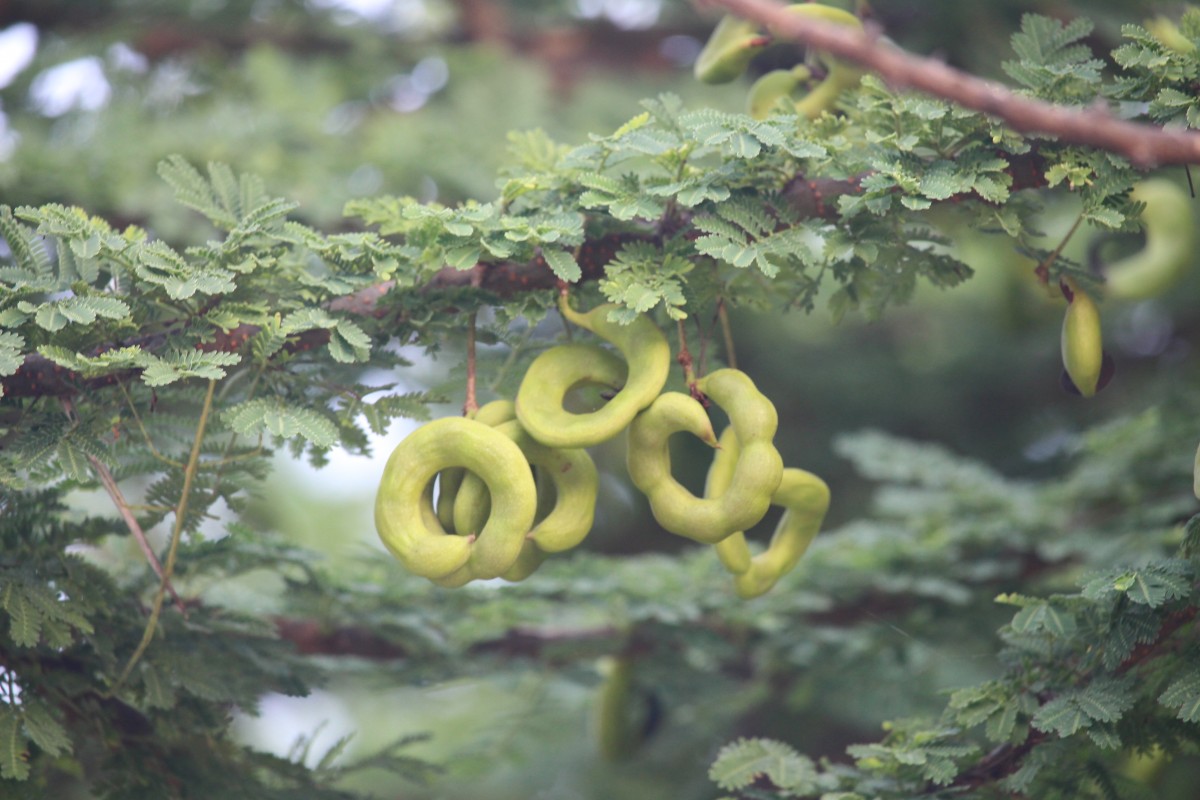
{"left": 3, "top": 0, "right": 1200, "bottom": 798}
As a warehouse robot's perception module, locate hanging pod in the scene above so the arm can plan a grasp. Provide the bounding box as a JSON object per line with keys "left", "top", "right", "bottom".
{"left": 375, "top": 417, "right": 537, "bottom": 582}
{"left": 708, "top": 427, "right": 831, "bottom": 598}
{"left": 1060, "top": 278, "right": 1107, "bottom": 398}
{"left": 627, "top": 369, "right": 784, "bottom": 544}
{"left": 452, "top": 417, "right": 599, "bottom": 581}
{"left": 694, "top": 14, "right": 769, "bottom": 84}
{"left": 747, "top": 4, "right": 865, "bottom": 120}
{"left": 516, "top": 301, "right": 669, "bottom": 449}
{"left": 434, "top": 399, "right": 516, "bottom": 531}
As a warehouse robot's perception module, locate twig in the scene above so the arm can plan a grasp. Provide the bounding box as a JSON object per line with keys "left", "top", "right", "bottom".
{"left": 464, "top": 310, "right": 479, "bottom": 415}
{"left": 952, "top": 602, "right": 1199, "bottom": 789}
{"left": 700, "top": 0, "right": 1200, "bottom": 168}
{"left": 58, "top": 396, "right": 186, "bottom": 614}
{"left": 117, "top": 381, "right": 183, "bottom": 468}
{"left": 695, "top": 315, "right": 711, "bottom": 377}
{"left": 86, "top": 454, "right": 186, "bottom": 615}
{"left": 1032, "top": 212, "right": 1085, "bottom": 288}
{"left": 110, "top": 379, "right": 217, "bottom": 694}
{"left": 676, "top": 319, "right": 698, "bottom": 387}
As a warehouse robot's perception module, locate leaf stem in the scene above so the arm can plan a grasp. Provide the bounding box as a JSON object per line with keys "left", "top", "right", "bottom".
{"left": 464, "top": 311, "right": 479, "bottom": 415}
{"left": 676, "top": 319, "right": 697, "bottom": 387}
{"left": 117, "top": 381, "right": 184, "bottom": 468}
{"left": 1033, "top": 213, "right": 1084, "bottom": 289}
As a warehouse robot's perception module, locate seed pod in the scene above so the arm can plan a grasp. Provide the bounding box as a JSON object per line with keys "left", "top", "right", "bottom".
{"left": 709, "top": 428, "right": 831, "bottom": 598}
{"left": 1105, "top": 179, "right": 1195, "bottom": 300}
{"left": 694, "top": 15, "right": 768, "bottom": 84}
{"left": 627, "top": 369, "right": 784, "bottom": 544}
{"left": 746, "top": 66, "right": 812, "bottom": 119}
{"left": 375, "top": 417, "right": 536, "bottom": 582}
{"left": 1060, "top": 278, "right": 1105, "bottom": 398}
{"left": 776, "top": 3, "right": 865, "bottom": 120}
{"left": 435, "top": 399, "right": 516, "bottom": 531}
{"left": 516, "top": 302, "right": 668, "bottom": 449}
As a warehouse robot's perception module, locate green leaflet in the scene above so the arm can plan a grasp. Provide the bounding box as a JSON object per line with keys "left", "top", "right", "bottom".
{"left": 223, "top": 398, "right": 339, "bottom": 448}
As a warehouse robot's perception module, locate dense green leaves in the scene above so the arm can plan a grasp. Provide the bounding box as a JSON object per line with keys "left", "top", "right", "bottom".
{"left": 1004, "top": 15, "right": 1104, "bottom": 99}
{"left": 224, "top": 398, "right": 339, "bottom": 447}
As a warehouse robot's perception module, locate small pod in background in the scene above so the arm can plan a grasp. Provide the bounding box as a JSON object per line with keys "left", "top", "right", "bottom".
{"left": 693, "top": 15, "right": 769, "bottom": 84}
{"left": 1104, "top": 179, "right": 1196, "bottom": 300}
{"left": 1060, "top": 278, "right": 1111, "bottom": 398}
{"left": 591, "top": 655, "right": 663, "bottom": 761}
{"left": 765, "top": 3, "right": 865, "bottom": 120}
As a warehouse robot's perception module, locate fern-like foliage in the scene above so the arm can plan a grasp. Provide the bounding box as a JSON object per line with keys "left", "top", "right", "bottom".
{"left": 1003, "top": 14, "right": 1105, "bottom": 101}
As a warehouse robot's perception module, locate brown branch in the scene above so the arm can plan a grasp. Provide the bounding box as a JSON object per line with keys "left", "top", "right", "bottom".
{"left": 701, "top": 0, "right": 1200, "bottom": 168}
{"left": 271, "top": 552, "right": 1071, "bottom": 661}
{"left": 273, "top": 617, "right": 622, "bottom": 661}
{"left": 0, "top": 232, "right": 632, "bottom": 399}
{"left": 715, "top": 296, "right": 738, "bottom": 371}
{"left": 1, "top": 326, "right": 331, "bottom": 399}
{"left": 676, "top": 319, "right": 697, "bottom": 386}
{"left": 86, "top": 453, "right": 186, "bottom": 614}
{"left": 274, "top": 618, "right": 409, "bottom": 660}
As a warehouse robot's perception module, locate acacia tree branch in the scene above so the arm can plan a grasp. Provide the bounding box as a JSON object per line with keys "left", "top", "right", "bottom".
{"left": 700, "top": 0, "right": 1200, "bottom": 168}
{"left": 110, "top": 379, "right": 218, "bottom": 695}
{"left": 951, "top": 602, "right": 1199, "bottom": 790}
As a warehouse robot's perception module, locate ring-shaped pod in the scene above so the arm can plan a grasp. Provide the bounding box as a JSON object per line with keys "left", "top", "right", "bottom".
{"left": 626, "top": 369, "right": 783, "bottom": 544}
{"left": 516, "top": 302, "right": 669, "bottom": 449}
{"left": 434, "top": 399, "right": 517, "bottom": 530}
{"left": 375, "top": 416, "right": 536, "bottom": 581}
{"left": 451, "top": 419, "right": 599, "bottom": 582}
{"left": 708, "top": 427, "right": 830, "bottom": 598}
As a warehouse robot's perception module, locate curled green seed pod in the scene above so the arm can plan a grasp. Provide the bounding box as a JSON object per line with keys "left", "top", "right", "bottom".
{"left": 496, "top": 542, "right": 548, "bottom": 583}
{"left": 453, "top": 418, "right": 599, "bottom": 580}
{"left": 627, "top": 369, "right": 783, "bottom": 544}
{"left": 1060, "top": 278, "right": 1105, "bottom": 398}
{"left": 475, "top": 399, "right": 518, "bottom": 426}
{"left": 1146, "top": 16, "right": 1197, "bottom": 54}
{"left": 709, "top": 428, "right": 831, "bottom": 598}
{"left": 733, "top": 469, "right": 830, "bottom": 598}
{"left": 694, "top": 14, "right": 768, "bottom": 84}
{"left": 497, "top": 466, "right": 560, "bottom": 581}
{"left": 771, "top": 4, "right": 864, "bottom": 120}
{"left": 452, "top": 472, "right": 491, "bottom": 541}
{"left": 746, "top": 65, "right": 812, "bottom": 119}
{"left": 375, "top": 417, "right": 536, "bottom": 582}
{"left": 1105, "top": 179, "right": 1196, "bottom": 300}
{"left": 705, "top": 426, "right": 750, "bottom": 573}
{"left": 435, "top": 468, "right": 466, "bottom": 532}
{"left": 435, "top": 400, "right": 517, "bottom": 531}
{"left": 516, "top": 303, "right": 669, "bottom": 448}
